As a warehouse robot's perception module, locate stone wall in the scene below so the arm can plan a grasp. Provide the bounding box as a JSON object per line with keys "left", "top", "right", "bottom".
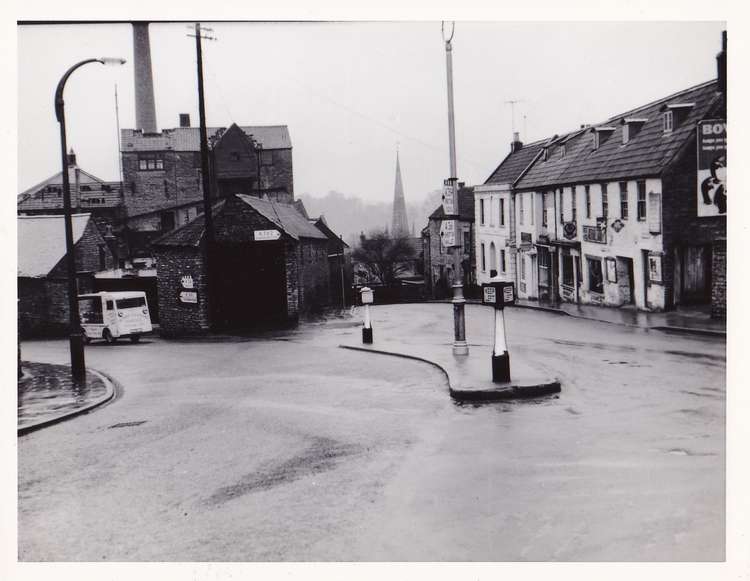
{"left": 154, "top": 247, "right": 211, "bottom": 336}
{"left": 711, "top": 239, "right": 726, "bottom": 319}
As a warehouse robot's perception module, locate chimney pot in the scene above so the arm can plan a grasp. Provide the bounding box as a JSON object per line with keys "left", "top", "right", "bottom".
{"left": 67, "top": 148, "right": 77, "bottom": 166}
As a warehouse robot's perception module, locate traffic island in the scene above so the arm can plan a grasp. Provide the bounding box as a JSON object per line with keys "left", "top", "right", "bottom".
{"left": 339, "top": 343, "right": 561, "bottom": 404}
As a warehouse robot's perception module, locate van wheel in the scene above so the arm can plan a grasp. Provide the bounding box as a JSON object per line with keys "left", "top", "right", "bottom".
{"left": 81, "top": 329, "right": 91, "bottom": 345}
{"left": 130, "top": 335, "right": 141, "bottom": 343}
{"left": 103, "top": 329, "right": 117, "bottom": 344}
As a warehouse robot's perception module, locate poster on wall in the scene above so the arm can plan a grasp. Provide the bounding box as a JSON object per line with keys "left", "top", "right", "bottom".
{"left": 648, "top": 255, "right": 662, "bottom": 283}
{"left": 697, "top": 119, "right": 726, "bottom": 217}
{"left": 606, "top": 258, "right": 617, "bottom": 283}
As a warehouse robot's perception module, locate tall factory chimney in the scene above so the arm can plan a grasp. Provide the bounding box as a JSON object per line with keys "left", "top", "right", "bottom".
{"left": 132, "top": 22, "right": 158, "bottom": 134}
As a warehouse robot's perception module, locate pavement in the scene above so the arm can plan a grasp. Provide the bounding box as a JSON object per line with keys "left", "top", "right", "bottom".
{"left": 17, "top": 304, "right": 725, "bottom": 561}
{"left": 432, "top": 297, "right": 726, "bottom": 336}
{"left": 17, "top": 361, "right": 116, "bottom": 434}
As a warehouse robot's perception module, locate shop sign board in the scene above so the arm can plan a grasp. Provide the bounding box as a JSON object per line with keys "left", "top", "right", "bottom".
{"left": 442, "top": 182, "right": 457, "bottom": 215}
{"left": 179, "top": 290, "right": 199, "bottom": 304}
{"left": 697, "top": 119, "right": 726, "bottom": 217}
{"left": 254, "top": 229, "right": 281, "bottom": 241}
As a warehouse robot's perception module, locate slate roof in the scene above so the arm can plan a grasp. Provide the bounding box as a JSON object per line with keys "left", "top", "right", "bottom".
{"left": 516, "top": 80, "right": 722, "bottom": 189}
{"left": 121, "top": 125, "right": 292, "bottom": 153}
{"left": 152, "top": 195, "right": 326, "bottom": 248}
{"left": 18, "top": 214, "right": 91, "bottom": 277}
{"left": 237, "top": 195, "right": 327, "bottom": 240}
{"left": 429, "top": 185, "right": 475, "bottom": 221}
{"left": 484, "top": 139, "right": 547, "bottom": 185}
{"left": 18, "top": 166, "right": 113, "bottom": 202}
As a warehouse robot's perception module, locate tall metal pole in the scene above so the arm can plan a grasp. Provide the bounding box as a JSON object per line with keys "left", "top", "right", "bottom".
{"left": 195, "top": 23, "right": 214, "bottom": 323}
{"left": 54, "top": 57, "right": 125, "bottom": 380}
{"left": 443, "top": 23, "right": 468, "bottom": 356}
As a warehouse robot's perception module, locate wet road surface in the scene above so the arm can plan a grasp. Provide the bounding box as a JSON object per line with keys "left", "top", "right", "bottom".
{"left": 18, "top": 305, "right": 725, "bottom": 561}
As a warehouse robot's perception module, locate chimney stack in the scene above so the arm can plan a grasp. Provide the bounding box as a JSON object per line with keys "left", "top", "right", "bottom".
{"left": 717, "top": 30, "right": 727, "bottom": 99}
{"left": 132, "top": 22, "right": 158, "bottom": 134}
{"left": 511, "top": 131, "right": 523, "bottom": 153}
{"left": 67, "top": 148, "right": 77, "bottom": 166}
{"left": 179, "top": 113, "right": 191, "bottom": 127}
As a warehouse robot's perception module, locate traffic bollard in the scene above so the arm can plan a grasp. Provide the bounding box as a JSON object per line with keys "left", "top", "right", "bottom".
{"left": 360, "top": 286, "right": 374, "bottom": 344}
{"left": 482, "top": 280, "right": 515, "bottom": 383}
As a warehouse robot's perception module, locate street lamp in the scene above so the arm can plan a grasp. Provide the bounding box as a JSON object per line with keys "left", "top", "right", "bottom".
{"left": 54, "top": 57, "right": 126, "bottom": 380}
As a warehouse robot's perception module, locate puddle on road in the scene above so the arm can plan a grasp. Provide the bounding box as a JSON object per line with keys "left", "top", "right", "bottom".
{"left": 207, "top": 437, "right": 358, "bottom": 505}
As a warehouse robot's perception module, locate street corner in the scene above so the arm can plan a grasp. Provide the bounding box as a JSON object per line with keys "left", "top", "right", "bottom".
{"left": 18, "top": 361, "right": 117, "bottom": 435}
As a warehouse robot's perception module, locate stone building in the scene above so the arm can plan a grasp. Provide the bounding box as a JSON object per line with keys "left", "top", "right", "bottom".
{"left": 120, "top": 120, "right": 293, "bottom": 256}
{"left": 152, "top": 194, "right": 330, "bottom": 336}
{"left": 511, "top": 78, "right": 725, "bottom": 316}
{"left": 17, "top": 151, "right": 125, "bottom": 259}
{"left": 17, "top": 214, "right": 116, "bottom": 336}
{"left": 474, "top": 135, "right": 545, "bottom": 287}
{"left": 422, "top": 184, "right": 476, "bottom": 299}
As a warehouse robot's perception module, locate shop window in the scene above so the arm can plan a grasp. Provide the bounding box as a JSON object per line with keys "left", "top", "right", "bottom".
{"left": 619, "top": 182, "right": 629, "bottom": 220}
{"left": 562, "top": 255, "right": 575, "bottom": 286}
{"left": 587, "top": 257, "right": 604, "bottom": 294}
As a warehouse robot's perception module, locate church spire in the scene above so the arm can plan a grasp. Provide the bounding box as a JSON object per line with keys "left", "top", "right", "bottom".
{"left": 391, "top": 148, "right": 409, "bottom": 237}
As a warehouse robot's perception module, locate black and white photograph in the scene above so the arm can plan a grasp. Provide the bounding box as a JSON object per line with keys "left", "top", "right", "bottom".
{"left": 7, "top": 2, "right": 748, "bottom": 578}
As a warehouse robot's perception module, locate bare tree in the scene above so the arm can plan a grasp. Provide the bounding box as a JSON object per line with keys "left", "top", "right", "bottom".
{"left": 351, "top": 230, "right": 416, "bottom": 285}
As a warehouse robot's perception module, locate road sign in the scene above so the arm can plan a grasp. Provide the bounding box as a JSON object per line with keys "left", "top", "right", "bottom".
{"left": 482, "top": 281, "right": 515, "bottom": 309}
{"left": 179, "top": 290, "right": 198, "bottom": 304}
{"left": 254, "top": 229, "right": 281, "bottom": 241}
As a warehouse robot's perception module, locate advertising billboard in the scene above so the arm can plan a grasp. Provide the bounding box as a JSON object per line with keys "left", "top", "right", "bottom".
{"left": 697, "top": 119, "right": 726, "bottom": 217}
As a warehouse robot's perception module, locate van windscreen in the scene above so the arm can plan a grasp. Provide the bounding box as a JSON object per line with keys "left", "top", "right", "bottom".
{"left": 115, "top": 297, "right": 147, "bottom": 309}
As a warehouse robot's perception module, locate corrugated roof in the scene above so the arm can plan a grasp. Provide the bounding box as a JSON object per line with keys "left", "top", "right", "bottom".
{"left": 18, "top": 214, "right": 91, "bottom": 277}
{"left": 516, "top": 80, "right": 721, "bottom": 189}
{"left": 484, "top": 139, "right": 547, "bottom": 185}
{"left": 121, "top": 125, "right": 291, "bottom": 152}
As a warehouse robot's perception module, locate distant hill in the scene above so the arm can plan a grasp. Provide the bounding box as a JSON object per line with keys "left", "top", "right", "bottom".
{"left": 300, "top": 189, "right": 443, "bottom": 247}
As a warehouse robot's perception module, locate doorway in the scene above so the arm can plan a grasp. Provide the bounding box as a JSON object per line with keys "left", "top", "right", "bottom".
{"left": 616, "top": 256, "right": 635, "bottom": 305}
{"left": 680, "top": 245, "right": 712, "bottom": 304}
{"left": 209, "top": 241, "right": 288, "bottom": 330}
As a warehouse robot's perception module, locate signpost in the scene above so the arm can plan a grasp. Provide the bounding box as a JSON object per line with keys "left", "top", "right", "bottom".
{"left": 254, "top": 229, "right": 281, "bottom": 241}
{"left": 482, "top": 280, "right": 516, "bottom": 383}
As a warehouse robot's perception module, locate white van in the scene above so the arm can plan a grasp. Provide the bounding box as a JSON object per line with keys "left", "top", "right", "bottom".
{"left": 78, "top": 291, "right": 153, "bottom": 344}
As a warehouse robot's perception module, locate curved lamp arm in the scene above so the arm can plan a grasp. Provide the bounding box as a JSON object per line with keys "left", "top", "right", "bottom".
{"left": 55, "top": 57, "right": 126, "bottom": 121}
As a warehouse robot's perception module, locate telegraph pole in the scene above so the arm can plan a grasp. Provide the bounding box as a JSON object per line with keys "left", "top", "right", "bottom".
{"left": 188, "top": 23, "right": 216, "bottom": 324}
{"left": 442, "top": 22, "right": 468, "bottom": 356}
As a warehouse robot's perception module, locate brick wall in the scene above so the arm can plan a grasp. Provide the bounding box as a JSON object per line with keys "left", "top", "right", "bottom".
{"left": 285, "top": 240, "right": 299, "bottom": 319}
{"left": 711, "top": 239, "right": 726, "bottom": 318}
{"left": 154, "top": 247, "right": 211, "bottom": 336}
{"left": 297, "top": 239, "right": 330, "bottom": 312}
{"left": 662, "top": 131, "right": 726, "bottom": 316}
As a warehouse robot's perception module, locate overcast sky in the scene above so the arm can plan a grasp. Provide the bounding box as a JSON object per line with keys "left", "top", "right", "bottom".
{"left": 18, "top": 21, "right": 724, "bottom": 203}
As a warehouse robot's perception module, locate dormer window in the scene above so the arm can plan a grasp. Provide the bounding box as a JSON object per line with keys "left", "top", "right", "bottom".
{"left": 662, "top": 110, "right": 674, "bottom": 133}
{"left": 661, "top": 103, "right": 694, "bottom": 132}
{"left": 592, "top": 126, "right": 616, "bottom": 150}
{"left": 622, "top": 118, "right": 648, "bottom": 144}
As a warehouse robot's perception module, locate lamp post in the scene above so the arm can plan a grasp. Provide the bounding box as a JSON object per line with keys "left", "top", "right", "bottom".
{"left": 54, "top": 57, "right": 126, "bottom": 380}
{"left": 441, "top": 22, "right": 469, "bottom": 356}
